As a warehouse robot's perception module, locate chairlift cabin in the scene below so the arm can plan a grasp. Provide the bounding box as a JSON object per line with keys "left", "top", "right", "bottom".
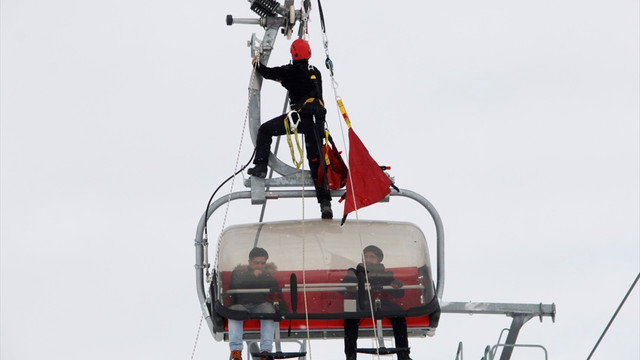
{"left": 209, "top": 219, "right": 440, "bottom": 343}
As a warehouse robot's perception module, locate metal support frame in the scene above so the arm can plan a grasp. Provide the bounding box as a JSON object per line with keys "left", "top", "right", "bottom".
{"left": 244, "top": 9, "right": 313, "bottom": 179}
{"left": 483, "top": 344, "right": 548, "bottom": 360}
{"left": 499, "top": 314, "right": 530, "bottom": 360}
{"left": 441, "top": 302, "right": 556, "bottom": 360}
{"left": 247, "top": 331, "right": 308, "bottom": 360}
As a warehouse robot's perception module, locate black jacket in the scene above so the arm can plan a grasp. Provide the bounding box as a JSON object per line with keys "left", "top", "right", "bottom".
{"left": 256, "top": 59, "right": 323, "bottom": 108}
{"left": 342, "top": 263, "right": 405, "bottom": 302}
{"left": 228, "top": 263, "right": 279, "bottom": 305}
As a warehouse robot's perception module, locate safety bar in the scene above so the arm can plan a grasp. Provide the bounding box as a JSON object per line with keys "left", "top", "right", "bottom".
{"left": 483, "top": 344, "right": 548, "bottom": 360}
{"left": 225, "top": 284, "right": 426, "bottom": 294}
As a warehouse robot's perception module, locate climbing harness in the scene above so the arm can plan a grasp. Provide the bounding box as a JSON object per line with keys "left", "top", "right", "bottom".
{"left": 284, "top": 110, "right": 305, "bottom": 168}
{"left": 336, "top": 97, "right": 351, "bottom": 128}
{"left": 302, "top": 97, "right": 324, "bottom": 107}
{"left": 323, "top": 130, "right": 331, "bottom": 165}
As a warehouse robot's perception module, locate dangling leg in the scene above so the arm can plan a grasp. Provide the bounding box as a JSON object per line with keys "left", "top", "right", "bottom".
{"left": 228, "top": 304, "right": 249, "bottom": 360}
{"left": 343, "top": 318, "right": 360, "bottom": 360}
{"left": 255, "top": 302, "right": 275, "bottom": 354}
{"left": 390, "top": 317, "right": 411, "bottom": 360}
{"left": 249, "top": 114, "right": 288, "bottom": 178}
{"left": 228, "top": 318, "right": 245, "bottom": 360}
{"left": 299, "top": 109, "right": 332, "bottom": 218}
{"left": 259, "top": 319, "right": 275, "bottom": 358}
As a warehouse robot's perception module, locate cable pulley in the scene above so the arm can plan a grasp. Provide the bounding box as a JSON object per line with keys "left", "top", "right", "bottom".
{"left": 250, "top": 0, "right": 280, "bottom": 17}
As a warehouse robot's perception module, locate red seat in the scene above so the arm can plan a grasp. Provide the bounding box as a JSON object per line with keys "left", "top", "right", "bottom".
{"left": 219, "top": 267, "right": 432, "bottom": 332}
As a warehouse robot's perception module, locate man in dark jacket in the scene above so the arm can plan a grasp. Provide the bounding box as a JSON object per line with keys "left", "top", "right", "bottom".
{"left": 342, "top": 245, "right": 411, "bottom": 360}
{"left": 227, "top": 247, "right": 279, "bottom": 360}
{"left": 247, "top": 38, "right": 332, "bottom": 219}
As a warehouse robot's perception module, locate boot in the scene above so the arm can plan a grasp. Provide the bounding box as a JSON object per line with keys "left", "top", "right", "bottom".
{"left": 346, "top": 355, "right": 357, "bottom": 360}
{"left": 229, "top": 350, "right": 242, "bottom": 360}
{"left": 397, "top": 351, "right": 412, "bottom": 360}
{"left": 247, "top": 163, "right": 267, "bottom": 178}
{"left": 320, "top": 200, "right": 333, "bottom": 219}
{"left": 260, "top": 350, "right": 273, "bottom": 360}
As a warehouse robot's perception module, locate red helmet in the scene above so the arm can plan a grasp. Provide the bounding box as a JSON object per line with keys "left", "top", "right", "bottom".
{"left": 290, "top": 39, "right": 311, "bottom": 60}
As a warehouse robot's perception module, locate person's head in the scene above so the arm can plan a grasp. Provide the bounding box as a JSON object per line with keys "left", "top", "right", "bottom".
{"left": 363, "top": 245, "right": 383, "bottom": 265}
{"left": 248, "top": 247, "right": 269, "bottom": 271}
{"left": 290, "top": 39, "right": 311, "bottom": 61}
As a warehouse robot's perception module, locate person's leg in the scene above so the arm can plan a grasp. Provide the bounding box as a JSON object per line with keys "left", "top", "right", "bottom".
{"left": 249, "top": 114, "right": 288, "bottom": 177}
{"left": 253, "top": 302, "right": 276, "bottom": 352}
{"left": 228, "top": 304, "right": 249, "bottom": 353}
{"left": 343, "top": 318, "right": 360, "bottom": 360}
{"left": 299, "top": 111, "right": 332, "bottom": 218}
{"left": 259, "top": 319, "right": 275, "bottom": 353}
{"left": 390, "top": 317, "right": 411, "bottom": 360}
{"left": 228, "top": 319, "right": 244, "bottom": 352}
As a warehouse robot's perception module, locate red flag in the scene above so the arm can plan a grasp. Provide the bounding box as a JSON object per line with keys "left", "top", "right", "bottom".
{"left": 341, "top": 127, "right": 392, "bottom": 224}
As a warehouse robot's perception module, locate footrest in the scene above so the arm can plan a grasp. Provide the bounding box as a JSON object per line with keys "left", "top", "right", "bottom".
{"left": 250, "top": 351, "right": 307, "bottom": 359}
{"left": 357, "top": 347, "right": 409, "bottom": 355}
{"left": 250, "top": 176, "right": 266, "bottom": 204}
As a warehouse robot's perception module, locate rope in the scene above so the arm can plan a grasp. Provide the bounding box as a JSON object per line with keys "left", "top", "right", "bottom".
{"left": 298, "top": 128, "right": 312, "bottom": 360}
{"left": 323, "top": 130, "right": 331, "bottom": 165}
{"left": 258, "top": 93, "right": 291, "bottom": 222}
{"left": 190, "top": 314, "right": 204, "bottom": 360}
{"left": 284, "top": 111, "right": 305, "bottom": 168}
{"left": 299, "top": 2, "right": 313, "bottom": 356}
{"left": 195, "top": 59, "right": 258, "bottom": 359}
{"left": 315, "top": 1, "right": 383, "bottom": 356}
{"left": 586, "top": 272, "right": 640, "bottom": 360}
{"left": 213, "top": 57, "right": 260, "bottom": 279}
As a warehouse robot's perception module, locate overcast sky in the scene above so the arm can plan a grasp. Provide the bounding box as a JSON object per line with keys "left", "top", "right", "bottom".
{"left": 1, "top": 1, "right": 638, "bottom": 359}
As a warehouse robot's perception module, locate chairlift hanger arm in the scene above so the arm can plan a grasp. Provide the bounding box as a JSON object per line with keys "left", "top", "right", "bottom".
{"left": 229, "top": 1, "right": 313, "bottom": 177}
{"left": 440, "top": 301, "right": 556, "bottom": 321}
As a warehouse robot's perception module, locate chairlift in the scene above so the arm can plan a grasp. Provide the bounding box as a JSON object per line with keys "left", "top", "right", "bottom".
{"left": 194, "top": 1, "right": 555, "bottom": 359}
{"left": 209, "top": 219, "right": 440, "bottom": 343}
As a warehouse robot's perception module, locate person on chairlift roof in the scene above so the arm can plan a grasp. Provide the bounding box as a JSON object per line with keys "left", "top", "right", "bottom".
{"left": 248, "top": 38, "right": 332, "bottom": 219}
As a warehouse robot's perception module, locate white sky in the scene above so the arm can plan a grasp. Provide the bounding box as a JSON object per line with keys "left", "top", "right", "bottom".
{"left": 1, "top": 1, "right": 638, "bottom": 359}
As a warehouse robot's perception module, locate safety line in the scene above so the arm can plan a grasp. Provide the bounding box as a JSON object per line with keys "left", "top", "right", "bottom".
{"left": 316, "top": 0, "right": 382, "bottom": 356}
{"left": 213, "top": 59, "right": 259, "bottom": 278}
{"left": 586, "top": 272, "right": 640, "bottom": 360}
{"left": 190, "top": 314, "right": 204, "bottom": 360}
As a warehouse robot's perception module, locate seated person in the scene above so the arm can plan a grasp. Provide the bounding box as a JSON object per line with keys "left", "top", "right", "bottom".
{"left": 228, "top": 247, "right": 279, "bottom": 360}
{"left": 342, "top": 245, "right": 411, "bottom": 360}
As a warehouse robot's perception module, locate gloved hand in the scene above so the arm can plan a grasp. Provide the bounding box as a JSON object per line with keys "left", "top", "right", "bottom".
{"left": 266, "top": 289, "right": 284, "bottom": 302}
{"left": 390, "top": 279, "right": 404, "bottom": 289}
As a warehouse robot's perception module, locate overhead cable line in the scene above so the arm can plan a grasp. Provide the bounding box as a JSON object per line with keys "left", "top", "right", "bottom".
{"left": 586, "top": 271, "right": 640, "bottom": 360}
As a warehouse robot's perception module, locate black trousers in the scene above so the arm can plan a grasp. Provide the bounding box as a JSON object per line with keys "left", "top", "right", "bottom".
{"left": 254, "top": 108, "right": 330, "bottom": 203}
{"left": 343, "top": 317, "right": 409, "bottom": 359}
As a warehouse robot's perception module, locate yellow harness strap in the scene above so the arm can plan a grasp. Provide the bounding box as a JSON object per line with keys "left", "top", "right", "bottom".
{"left": 323, "top": 131, "right": 331, "bottom": 166}
{"left": 336, "top": 97, "right": 351, "bottom": 128}
{"left": 303, "top": 97, "right": 324, "bottom": 107}
{"left": 284, "top": 111, "right": 305, "bottom": 168}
